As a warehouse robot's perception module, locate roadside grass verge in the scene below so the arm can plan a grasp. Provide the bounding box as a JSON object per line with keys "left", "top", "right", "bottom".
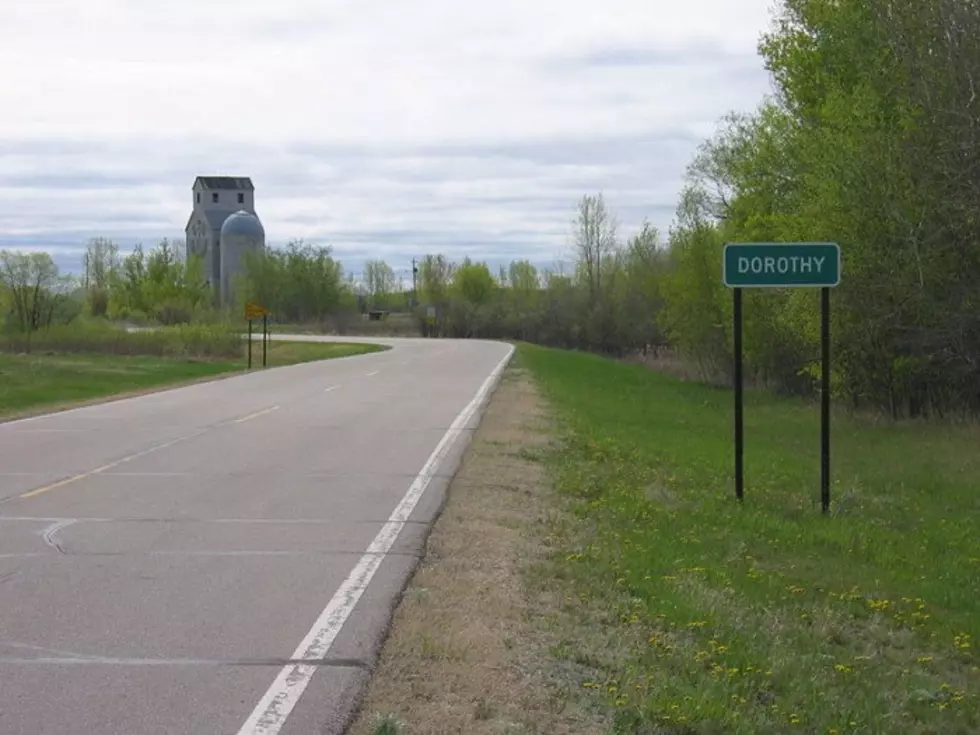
{"left": 519, "top": 343, "right": 980, "bottom": 734}
{"left": 0, "top": 332, "right": 386, "bottom": 419}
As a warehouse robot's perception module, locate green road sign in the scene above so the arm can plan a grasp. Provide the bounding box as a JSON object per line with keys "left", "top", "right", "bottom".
{"left": 723, "top": 242, "right": 841, "bottom": 288}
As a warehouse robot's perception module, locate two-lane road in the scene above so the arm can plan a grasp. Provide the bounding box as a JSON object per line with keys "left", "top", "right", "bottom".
{"left": 0, "top": 337, "right": 513, "bottom": 734}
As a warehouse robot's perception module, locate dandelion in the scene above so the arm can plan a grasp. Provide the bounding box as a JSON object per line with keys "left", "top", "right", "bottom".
{"left": 789, "top": 713, "right": 802, "bottom": 724}
{"left": 916, "top": 656, "right": 933, "bottom": 664}
{"left": 834, "top": 664, "right": 853, "bottom": 673}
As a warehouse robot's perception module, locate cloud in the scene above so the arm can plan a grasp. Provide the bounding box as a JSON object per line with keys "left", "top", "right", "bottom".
{"left": 0, "top": 0, "right": 776, "bottom": 276}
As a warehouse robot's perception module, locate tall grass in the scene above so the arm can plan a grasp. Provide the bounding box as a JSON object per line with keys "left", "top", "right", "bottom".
{"left": 1, "top": 320, "right": 243, "bottom": 359}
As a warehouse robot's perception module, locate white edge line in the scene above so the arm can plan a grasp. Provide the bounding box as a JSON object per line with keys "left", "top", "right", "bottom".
{"left": 235, "top": 343, "right": 515, "bottom": 735}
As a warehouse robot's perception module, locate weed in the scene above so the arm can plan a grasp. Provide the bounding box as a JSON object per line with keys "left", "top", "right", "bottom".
{"left": 370, "top": 713, "right": 402, "bottom": 735}
{"left": 521, "top": 344, "right": 980, "bottom": 734}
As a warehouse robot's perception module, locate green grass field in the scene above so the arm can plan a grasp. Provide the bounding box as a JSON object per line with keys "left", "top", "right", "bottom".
{"left": 0, "top": 340, "right": 385, "bottom": 419}
{"left": 519, "top": 344, "right": 979, "bottom": 734}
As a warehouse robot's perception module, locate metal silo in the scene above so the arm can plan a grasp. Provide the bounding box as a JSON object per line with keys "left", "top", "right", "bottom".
{"left": 219, "top": 209, "right": 266, "bottom": 305}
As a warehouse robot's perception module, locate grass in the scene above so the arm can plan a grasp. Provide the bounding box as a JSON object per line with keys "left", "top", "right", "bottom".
{"left": 519, "top": 343, "right": 980, "bottom": 734}
{"left": 0, "top": 337, "right": 385, "bottom": 419}
{"left": 370, "top": 713, "right": 402, "bottom": 735}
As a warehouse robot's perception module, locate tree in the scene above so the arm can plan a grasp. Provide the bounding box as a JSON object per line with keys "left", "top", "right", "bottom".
{"left": 363, "top": 259, "right": 397, "bottom": 309}
{"left": 241, "top": 240, "right": 348, "bottom": 324}
{"left": 104, "top": 240, "right": 208, "bottom": 324}
{"left": 453, "top": 258, "right": 496, "bottom": 307}
{"left": 0, "top": 250, "right": 73, "bottom": 347}
{"left": 573, "top": 193, "right": 618, "bottom": 307}
{"left": 82, "top": 237, "right": 120, "bottom": 317}
{"left": 418, "top": 254, "right": 455, "bottom": 306}
{"left": 508, "top": 260, "right": 540, "bottom": 294}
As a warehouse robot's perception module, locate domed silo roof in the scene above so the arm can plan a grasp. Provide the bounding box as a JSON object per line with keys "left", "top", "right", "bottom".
{"left": 220, "top": 210, "right": 265, "bottom": 239}
{"left": 219, "top": 210, "right": 266, "bottom": 306}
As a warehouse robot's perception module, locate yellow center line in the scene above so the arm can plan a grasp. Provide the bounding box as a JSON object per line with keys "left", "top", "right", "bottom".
{"left": 20, "top": 464, "right": 115, "bottom": 499}
{"left": 232, "top": 405, "right": 280, "bottom": 424}
{"left": 18, "top": 434, "right": 200, "bottom": 500}
{"left": 17, "top": 403, "right": 282, "bottom": 501}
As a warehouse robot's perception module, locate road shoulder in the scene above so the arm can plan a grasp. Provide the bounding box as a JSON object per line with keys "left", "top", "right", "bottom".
{"left": 346, "top": 363, "right": 607, "bottom": 734}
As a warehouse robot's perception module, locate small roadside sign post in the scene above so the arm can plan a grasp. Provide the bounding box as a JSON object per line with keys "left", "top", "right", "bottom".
{"left": 723, "top": 242, "right": 841, "bottom": 514}
{"left": 244, "top": 302, "right": 271, "bottom": 369}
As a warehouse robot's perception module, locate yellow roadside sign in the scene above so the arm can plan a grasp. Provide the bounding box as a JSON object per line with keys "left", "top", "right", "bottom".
{"left": 245, "top": 302, "right": 269, "bottom": 320}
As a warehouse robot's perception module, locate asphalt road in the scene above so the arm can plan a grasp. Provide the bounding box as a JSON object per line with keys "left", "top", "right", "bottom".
{"left": 0, "top": 336, "right": 514, "bottom": 735}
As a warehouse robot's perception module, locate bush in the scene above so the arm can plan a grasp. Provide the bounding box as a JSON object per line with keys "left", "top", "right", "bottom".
{"left": 155, "top": 301, "right": 194, "bottom": 326}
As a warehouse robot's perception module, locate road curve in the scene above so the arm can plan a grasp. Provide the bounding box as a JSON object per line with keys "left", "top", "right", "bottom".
{"left": 0, "top": 336, "right": 513, "bottom": 735}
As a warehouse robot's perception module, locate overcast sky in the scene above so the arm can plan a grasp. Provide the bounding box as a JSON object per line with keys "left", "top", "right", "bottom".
{"left": 0, "top": 0, "right": 775, "bottom": 280}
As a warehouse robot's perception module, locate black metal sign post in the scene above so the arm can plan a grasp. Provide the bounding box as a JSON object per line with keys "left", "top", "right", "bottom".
{"left": 244, "top": 302, "right": 269, "bottom": 370}
{"left": 262, "top": 314, "right": 268, "bottom": 368}
{"left": 723, "top": 242, "right": 841, "bottom": 513}
{"left": 247, "top": 318, "right": 253, "bottom": 370}
{"left": 820, "top": 286, "right": 831, "bottom": 514}
{"left": 733, "top": 287, "right": 744, "bottom": 502}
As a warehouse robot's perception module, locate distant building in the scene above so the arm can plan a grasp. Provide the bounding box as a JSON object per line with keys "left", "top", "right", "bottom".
{"left": 184, "top": 176, "right": 265, "bottom": 304}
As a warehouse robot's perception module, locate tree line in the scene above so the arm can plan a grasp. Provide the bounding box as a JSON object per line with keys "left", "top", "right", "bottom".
{"left": 3, "top": 0, "right": 975, "bottom": 417}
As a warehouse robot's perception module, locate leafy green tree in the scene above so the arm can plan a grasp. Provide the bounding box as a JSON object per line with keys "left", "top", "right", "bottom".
{"left": 82, "top": 237, "right": 120, "bottom": 317}
{"left": 418, "top": 254, "right": 455, "bottom": 308}
{"left": 241, "top": 240, "right": 348, "bottom": 325}
{"left": 107, "top": 240, "right": 208, "bottom": 324}
{"left": 0, "top": 250, "right": 75, "bottom": 347}
{"left": 363, "top": 259, "right": 397, "bottom": 310}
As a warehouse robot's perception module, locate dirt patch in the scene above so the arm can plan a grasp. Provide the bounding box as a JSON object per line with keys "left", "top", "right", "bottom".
{"left": 346, "top": 365, "right": 607, "bottom": 735}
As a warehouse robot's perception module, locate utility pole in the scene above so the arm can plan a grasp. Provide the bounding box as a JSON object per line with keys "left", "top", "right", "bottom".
{"left": 411, "top": 257, "right": 419, "bottom": 309}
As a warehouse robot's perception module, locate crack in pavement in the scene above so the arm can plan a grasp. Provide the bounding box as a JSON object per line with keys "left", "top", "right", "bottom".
{"left": 40, "top": 519, "right": 76, "bottom": 555}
